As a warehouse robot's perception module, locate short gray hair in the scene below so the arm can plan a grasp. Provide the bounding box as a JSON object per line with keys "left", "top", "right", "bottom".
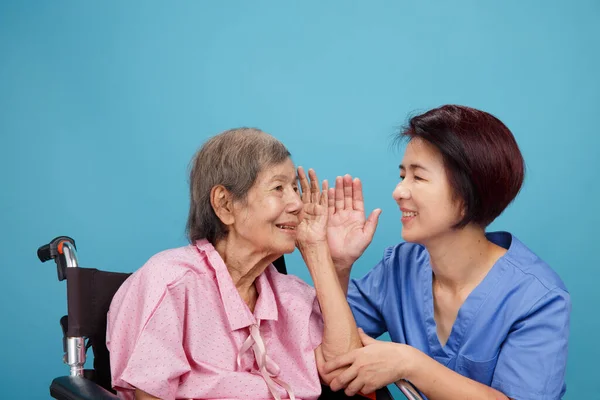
{"left": 186, "top": 127, "right": 291, "bottom": 244}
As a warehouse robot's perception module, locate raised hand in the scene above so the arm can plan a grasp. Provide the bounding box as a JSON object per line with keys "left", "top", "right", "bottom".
{"left": 296, "top": 166, "right": 329, "bottom": 248}
{"left": 327, "top": 175, "right": 381, "bottom": 271}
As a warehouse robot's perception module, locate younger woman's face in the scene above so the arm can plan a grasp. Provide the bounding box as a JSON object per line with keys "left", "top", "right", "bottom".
{"left": 392, "top": 138, "right": 463, "bottom": 245}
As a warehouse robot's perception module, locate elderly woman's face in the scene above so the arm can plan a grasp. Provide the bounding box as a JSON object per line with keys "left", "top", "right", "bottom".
{"left": 392, "top": 138, "right": 463, "bottom": 245}
{"left": 230, "top": 157, "right": 304, "bottom": 256}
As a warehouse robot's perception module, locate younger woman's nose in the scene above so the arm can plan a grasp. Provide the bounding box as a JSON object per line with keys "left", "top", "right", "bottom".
{"left": 392, "top": 183, "right": 411, "bottom": 201}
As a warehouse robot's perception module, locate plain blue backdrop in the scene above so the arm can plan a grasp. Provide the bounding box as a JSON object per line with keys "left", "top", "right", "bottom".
{"left": 1, "top": 1, "right": 598, "bottom": 398}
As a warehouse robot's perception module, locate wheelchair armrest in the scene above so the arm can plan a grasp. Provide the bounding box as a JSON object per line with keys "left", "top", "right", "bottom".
{"left": 50, "top": 376, "right": 119, "bottom": 400}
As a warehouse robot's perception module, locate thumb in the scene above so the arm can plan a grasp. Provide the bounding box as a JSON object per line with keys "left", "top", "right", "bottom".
{"left": 364, "top": 209, "right": 382, "bottom": 238}
{"left": 358, "top": 328, "right": 377, "bottom": 345}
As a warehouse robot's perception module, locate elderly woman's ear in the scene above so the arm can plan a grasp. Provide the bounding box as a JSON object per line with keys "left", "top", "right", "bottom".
{"left": 210, "top": 185, "right": 235, "bottom": 226}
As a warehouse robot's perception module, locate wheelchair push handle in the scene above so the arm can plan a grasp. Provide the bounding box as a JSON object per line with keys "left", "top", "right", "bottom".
{"left": 37, "top": 236, "right": 78, "bottom": 281}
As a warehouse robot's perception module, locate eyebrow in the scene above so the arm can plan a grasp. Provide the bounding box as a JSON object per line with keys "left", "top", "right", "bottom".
{"left": 399, "top": 163, "right": 430, "bottom": 172}
{"left": 269, "top": 174, "right": 296, "bottom": 183}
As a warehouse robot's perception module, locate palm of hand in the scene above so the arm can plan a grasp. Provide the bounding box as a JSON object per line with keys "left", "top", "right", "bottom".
{"left": 327, "top": 208, "right": 370, "bottom": 264}
{"left": 325, "top": 175, "right": 381, "bottom": 269}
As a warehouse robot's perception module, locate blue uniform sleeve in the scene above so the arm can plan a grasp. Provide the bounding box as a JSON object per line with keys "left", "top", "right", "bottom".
{"left": 491, "top": 288, "right": 571, "bottom": 400}
{"left": 347, "top": 250, "right": 392, "bottom": 338}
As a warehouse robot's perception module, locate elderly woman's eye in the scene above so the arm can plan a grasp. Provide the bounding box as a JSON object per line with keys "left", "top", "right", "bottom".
{"left": 275, "top": 185, "right": 284, "bottom": 191}
{"left": 292, "top": 185, "right": 299, "bottom": 193}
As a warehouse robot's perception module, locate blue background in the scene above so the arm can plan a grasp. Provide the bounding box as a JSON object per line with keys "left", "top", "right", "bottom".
{"left": 1, "top": 1, "right": 598, "bottom": 398}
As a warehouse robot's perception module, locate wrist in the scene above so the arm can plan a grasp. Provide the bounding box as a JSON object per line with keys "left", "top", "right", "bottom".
{"left": 297, "top": 239, "right": 328, "bottom": 252}
{"left": 331, "top": 253, "right": 359, "bottom": 271}
{"left": 298, "top": 241, "right": 332, "bottom": 266}
{"left": 333, "top": 261, "right": 353, "bottom": 273}
{"left": 399, "top": 345, "right": 423, "bottom": 382}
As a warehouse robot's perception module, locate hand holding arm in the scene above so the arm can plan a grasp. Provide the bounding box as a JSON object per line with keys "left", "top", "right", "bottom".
{"left": 323, "top": 330, "right": 509, "bottom": 399}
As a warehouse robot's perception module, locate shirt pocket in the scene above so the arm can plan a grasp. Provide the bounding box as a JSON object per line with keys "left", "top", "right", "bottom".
{"left": 456, "top": 353, "right": 499, "bottom": 385}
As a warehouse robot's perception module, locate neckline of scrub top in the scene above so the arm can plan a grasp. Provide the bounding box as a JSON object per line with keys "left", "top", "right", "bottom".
{"left": 421, "top": 231, "right": 513, "bottom": 360}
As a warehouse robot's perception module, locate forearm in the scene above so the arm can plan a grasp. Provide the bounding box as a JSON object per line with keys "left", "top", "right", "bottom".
{"left": 300, "top": 242, "right": 361, "bottom": 359}
{"left": 405, "top": 350, "right": 509, "bottom": 400}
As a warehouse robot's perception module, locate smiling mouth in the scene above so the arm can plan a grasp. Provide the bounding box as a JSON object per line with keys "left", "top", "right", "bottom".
{"left": 276, "top": 224, "right": 297, "bottom": 231}
{"left": 402, "top": 212, "right": 418, "bottom": 217}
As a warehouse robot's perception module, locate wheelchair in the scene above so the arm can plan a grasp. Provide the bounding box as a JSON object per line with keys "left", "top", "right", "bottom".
{"left": 39, "top": 236, "right": 422, "bottom": 400}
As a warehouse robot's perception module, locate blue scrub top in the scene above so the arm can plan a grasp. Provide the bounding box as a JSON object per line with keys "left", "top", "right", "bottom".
{"left": 348, "top": 231, "right": 570, "bottom": 400}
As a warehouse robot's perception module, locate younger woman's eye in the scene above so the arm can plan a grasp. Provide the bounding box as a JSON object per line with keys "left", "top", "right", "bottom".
{"left": 414, "top": 176, "right": 423, "bottom": 181}
{"left": 399, "top": 176, "right": 405, "bottom": 181}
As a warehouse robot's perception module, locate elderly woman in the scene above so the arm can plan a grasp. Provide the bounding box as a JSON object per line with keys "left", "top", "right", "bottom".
{"left": 320, "top": 105, "right": 570, "bottom": 399}
{"left": 106, "top": 128, "right": 361, "bottom": 400}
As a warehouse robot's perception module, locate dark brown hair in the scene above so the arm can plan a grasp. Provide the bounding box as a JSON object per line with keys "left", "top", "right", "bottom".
{"left": 400, "top": 105, "right": 525, "bottom": 228}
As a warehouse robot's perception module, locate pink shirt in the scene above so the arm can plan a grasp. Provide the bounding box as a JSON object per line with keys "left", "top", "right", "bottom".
{"left": 107, "top": 240, "right": 324, "bottom": 400}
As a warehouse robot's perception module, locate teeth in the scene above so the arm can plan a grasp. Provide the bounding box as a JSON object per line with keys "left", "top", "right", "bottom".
{"left": 402, "top": 212, "right": 418, "bottom": 217}
{"left": 277, "top": 225, "right": 296, "bottom": 230}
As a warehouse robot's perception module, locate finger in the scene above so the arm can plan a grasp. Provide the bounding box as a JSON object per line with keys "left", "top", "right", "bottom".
{"left": 352, "top": 178, "right": 365, "bottom": 212}
{"left": 323, "top": 353, "right": 356, "bottom": 374}
{"left": 309, "top": 168, "right": 320, "bottom": 204}
{"left": 344, "top": 377, "right": 367, "bottom": 397}
{"left": 316, "top": 346, "right": 346, "bottom": 385}
{"left": 364, "top": 209, "right": 382, "bottom": 238}
{"left": 358, "top": 328, "right": 377, "bottom": 345}
{"left": 315, "top": 345, "right": 326, "bottom": 378}
{"left": 328, "top": 187, "right": 335, "bottom": 216}
{"left": 330, "top": 364, "right": 360, "bottom": 392}
{"left": 343, "top": 174, "right": 353, "bottom": 210}
{"left": 361, "top": 382, "right": 379, "bottom": 395}
{"left": 335, "top": 176, "right": 344, "bottom": 211}
{"left": 321, "top": 180, "right": 329, "bottom": 206}
{"left": 297, "top": 166, "right": 310, "bottom": 203}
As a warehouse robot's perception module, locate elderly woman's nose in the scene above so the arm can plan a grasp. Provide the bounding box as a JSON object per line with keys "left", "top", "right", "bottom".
{"left": 287, "top": 191, "right": 304, "bottom": 213}
{"left": 393, "top": 182, "right": 411, "bottom": 201}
